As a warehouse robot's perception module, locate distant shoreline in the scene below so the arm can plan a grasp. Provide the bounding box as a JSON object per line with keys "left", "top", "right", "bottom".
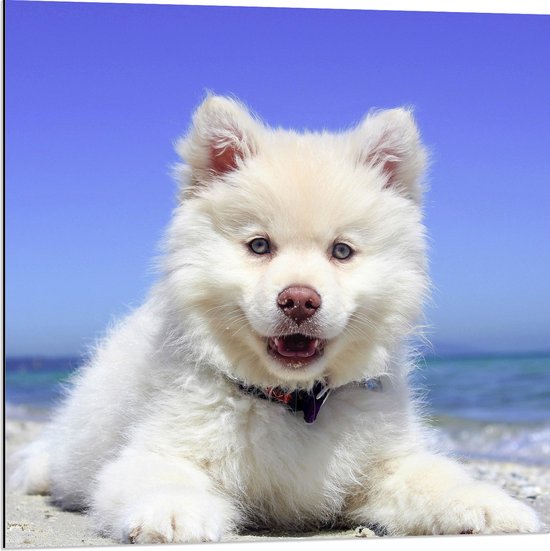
{"left": 6, "top": 350, "right": 550, "bottom": 364}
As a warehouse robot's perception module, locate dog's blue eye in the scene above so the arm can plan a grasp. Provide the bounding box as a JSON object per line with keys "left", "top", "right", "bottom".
{"left": 249, "top": 238, "right": 271, "bottom": 255}
{"left": 332, "top": 242, "right": 353, "bottom": 260}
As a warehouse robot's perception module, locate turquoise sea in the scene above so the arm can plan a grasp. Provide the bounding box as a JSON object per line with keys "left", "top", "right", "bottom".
{"left": 5, "top": 354, "right": 550, "bottom": 465}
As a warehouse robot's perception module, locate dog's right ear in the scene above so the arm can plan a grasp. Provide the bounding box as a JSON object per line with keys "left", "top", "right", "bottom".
{"left": 175, "top": 95, "right": 262, "bottom": 195}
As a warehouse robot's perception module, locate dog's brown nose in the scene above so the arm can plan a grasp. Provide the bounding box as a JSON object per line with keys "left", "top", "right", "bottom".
{"left": 277, "top": 286, "right": 321, "bottom": 323}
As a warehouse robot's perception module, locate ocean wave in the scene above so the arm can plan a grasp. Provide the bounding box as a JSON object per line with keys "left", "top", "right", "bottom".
{"left": 5, "top": 401, "right": 53, "bottom": 423}
{"left": 432, "top": 417, "right": 550, "bottom": 465}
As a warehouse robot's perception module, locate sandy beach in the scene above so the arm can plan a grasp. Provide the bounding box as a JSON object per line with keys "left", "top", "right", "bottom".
{"left": 5, "top": 418, "right": 550, "bottom": 547}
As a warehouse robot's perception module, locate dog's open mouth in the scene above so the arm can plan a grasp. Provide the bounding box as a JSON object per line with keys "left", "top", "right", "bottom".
{"left": 267, "top": 334, "right": 325, "bottom": 367}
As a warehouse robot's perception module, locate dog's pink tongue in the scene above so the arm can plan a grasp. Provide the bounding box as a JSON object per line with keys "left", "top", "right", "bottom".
{"left": 277, "top": 335, "right": 317, "bottom": 358}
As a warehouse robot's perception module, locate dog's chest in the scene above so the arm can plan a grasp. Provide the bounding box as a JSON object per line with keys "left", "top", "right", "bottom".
{"left": 207, "top": 396, "right": 363, "bottom": 524}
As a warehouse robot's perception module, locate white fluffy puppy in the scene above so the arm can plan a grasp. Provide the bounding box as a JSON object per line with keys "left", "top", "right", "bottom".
{"left": 11, "top": 96, "right": 540, "bottom": 542}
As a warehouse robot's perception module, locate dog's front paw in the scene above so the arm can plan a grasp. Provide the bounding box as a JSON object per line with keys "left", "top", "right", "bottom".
{"left": 120, "top": 488, "right": 235, "bottom": 544}
{"left": 434, "top": 482, "right": 540, "bottom": 535}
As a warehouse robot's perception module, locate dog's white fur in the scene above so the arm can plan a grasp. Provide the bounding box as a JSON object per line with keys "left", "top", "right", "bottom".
{"left": 11, "top": 96, "right": 540, "bottom": 542}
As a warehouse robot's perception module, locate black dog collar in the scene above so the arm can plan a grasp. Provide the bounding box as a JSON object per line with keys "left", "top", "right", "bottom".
{"left": 239, "top": 377, "right": 382, "bottom": 424}
{"left": 239, "top": 380, "right": 331, "bottom": 424}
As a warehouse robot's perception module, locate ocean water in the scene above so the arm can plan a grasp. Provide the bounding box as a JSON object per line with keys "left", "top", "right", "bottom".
{"left": 5, "top": 357, "right": 79, "bottom": 420}
{"left": 411, "top": 355, "right": 550, "bottom": 465}
{"left": 5, "top": 354, "right": 550, "bottom": 465}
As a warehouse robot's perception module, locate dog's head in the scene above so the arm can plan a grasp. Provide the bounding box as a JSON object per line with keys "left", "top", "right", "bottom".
{"left": 163, "top": 96, "right": 429, "bottom": 389}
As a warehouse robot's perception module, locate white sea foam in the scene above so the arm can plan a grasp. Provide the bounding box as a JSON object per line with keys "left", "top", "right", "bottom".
{"left": 434, "top": 419, "right": 550, "bottom": 465}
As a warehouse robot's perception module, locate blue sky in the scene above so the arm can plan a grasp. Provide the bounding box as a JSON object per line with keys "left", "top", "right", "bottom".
{"left": 6, "top": 1, "right": 550, "bottom": 356}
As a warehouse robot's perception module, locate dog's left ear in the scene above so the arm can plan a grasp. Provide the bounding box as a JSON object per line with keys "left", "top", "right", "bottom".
{"left": 175, "top": 95, "right": 263, "bottom": 194}
{"left": 356, "top": 108, "right": 428, "bottom": 203}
